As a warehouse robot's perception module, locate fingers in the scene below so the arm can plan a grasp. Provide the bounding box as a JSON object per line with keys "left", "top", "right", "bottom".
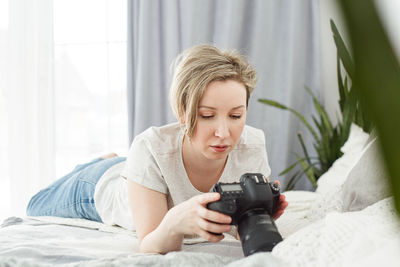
{"left": 279, "top": 194, "right": 288, "bottom": 210}
{"left": 195, "top": 193, "right": 232, "bottom": 223}
{"left": 198, "top": 218, "right": 232, "bottom": 235}
{"left": 195, "top": 192, "right": 221, "bottom": 205}
{"left": 273, "top": 194, "right": 288, "bottom": 220}
{"left": 198, "top": 206, "right": 231, "bottom": 224}
{"left": 198, "top": 229, "right": 225, "bottom": 243}
{"left": 273, "top": 210, "right": 284, "bottom": 220}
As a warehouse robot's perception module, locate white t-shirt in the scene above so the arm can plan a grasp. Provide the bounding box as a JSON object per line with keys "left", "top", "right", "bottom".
{"left": 94, "top": 122, "right": 271, "bottom": 230}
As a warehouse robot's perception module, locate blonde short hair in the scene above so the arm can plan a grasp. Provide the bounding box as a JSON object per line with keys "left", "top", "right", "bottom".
{"left": 169, "top": 44, "right": 257, "bottom": 137}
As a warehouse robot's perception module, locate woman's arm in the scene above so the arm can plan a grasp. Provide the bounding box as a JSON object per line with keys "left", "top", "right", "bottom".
{"left": 127, "top": 180, "right": 181, "bottom": 253}
{"left": 127, "top": 180, "right": 232, "bottom": 254}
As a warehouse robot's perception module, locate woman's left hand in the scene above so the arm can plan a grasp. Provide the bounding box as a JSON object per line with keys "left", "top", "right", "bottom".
{"left": 272, "top": 186, "right": 288, "bottom": 220}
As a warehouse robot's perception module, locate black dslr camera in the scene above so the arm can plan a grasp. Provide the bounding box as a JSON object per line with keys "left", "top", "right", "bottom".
{"left": 207, "top": 173, "right": 283, "bottom": 256}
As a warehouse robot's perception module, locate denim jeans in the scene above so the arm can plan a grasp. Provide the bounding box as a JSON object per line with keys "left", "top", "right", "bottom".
{"left": 26, "top": 156, "right": 126, "bottom": 222}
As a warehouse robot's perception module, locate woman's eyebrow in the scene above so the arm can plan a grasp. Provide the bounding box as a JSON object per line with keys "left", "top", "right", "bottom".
{"left": 231, "top": 105, "right": 245, "bottom": 110}
{"left": 199, "top": 105, "right": 245, "bottom": 110}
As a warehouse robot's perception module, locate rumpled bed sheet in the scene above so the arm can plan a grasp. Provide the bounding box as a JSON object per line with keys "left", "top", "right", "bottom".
{"left": 0, "top": 216, "right": 281, "bottom": 267}
{"left": 2, "top": 192, "right": 400, "bottom": 267}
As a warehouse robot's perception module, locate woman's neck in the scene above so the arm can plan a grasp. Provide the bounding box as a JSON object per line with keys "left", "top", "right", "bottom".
{"left": 182, "top": 135, "right": 227, "bottom": 192}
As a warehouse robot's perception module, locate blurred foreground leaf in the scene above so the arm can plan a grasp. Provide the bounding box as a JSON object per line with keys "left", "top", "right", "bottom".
{"left": 339, "top": 0, "right": 400, "bottom": 216}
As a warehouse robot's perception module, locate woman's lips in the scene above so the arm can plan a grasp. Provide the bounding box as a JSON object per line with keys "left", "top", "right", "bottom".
{"left": 211, "top": 145, "right": 229, "bottom": 153}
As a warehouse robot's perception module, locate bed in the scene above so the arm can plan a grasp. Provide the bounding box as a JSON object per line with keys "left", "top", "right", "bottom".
{"left": 1, "top": 124, "right": 400, "bottom": 267}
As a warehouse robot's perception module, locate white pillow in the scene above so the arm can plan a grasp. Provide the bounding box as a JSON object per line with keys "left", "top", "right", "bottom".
{"left": 341, "top": 138, "right": 391, "bottom": 211}
{"left": 340, "top": 123, "right": 371, "bottom": 154}
{"left": 305, "top": 124, "right": 370, "bottom": 221}
{"left": 316, "top": 123, "right": 370, "bottom": 194}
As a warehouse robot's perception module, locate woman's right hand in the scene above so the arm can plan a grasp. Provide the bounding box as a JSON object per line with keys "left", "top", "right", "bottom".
{"left": 162, "top": 192, "right": 233, "bottom": 242}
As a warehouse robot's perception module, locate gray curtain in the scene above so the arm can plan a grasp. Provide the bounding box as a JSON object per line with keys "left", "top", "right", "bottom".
{"left": 127, "top": 0, "right": 320, "bottom": 190}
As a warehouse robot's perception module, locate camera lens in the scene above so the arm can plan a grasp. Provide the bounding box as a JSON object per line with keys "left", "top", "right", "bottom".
{"left": 238, "top": 209, "right": 283, "bottom": 256}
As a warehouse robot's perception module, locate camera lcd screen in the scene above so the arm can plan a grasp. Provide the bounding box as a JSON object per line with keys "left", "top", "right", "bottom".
{"left": 220, "top": 184, "right": 242, "bottom": 192}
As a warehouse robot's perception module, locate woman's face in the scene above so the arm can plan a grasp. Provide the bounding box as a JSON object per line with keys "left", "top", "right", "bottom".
{"left": 189, "top": 79, "right": 247, "bottom": 161}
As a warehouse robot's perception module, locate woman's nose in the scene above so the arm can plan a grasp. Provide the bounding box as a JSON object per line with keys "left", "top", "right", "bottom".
{"left": 215, "top": 120, "right": 230, "bottom": 139}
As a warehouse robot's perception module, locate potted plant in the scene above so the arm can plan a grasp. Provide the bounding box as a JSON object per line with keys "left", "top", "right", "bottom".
{"left": 258, "top": 20, "right": 372, "bottom": 190}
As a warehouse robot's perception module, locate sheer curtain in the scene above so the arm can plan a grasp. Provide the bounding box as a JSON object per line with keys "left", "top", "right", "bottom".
{"left": 127, "top": 0, "right": 321, "bottom": 189}
{"left": 0, "top": 0, "right": 128, "bottom": 222}
{"left": 1, "top": 0, "right": 55, "bottom": 221}
{"left": 0, "top": 0, "right": 7, "bottom": 223}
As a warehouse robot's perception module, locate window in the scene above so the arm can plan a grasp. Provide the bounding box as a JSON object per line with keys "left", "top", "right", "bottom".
{"left": 0, "top": 0, "right": 128, "bottom": 221}
{"left": 53, "top": 0, "right": 128, "bottom": 177}
{"left": 0, "top": 0, "right": 10, "bottom": 221}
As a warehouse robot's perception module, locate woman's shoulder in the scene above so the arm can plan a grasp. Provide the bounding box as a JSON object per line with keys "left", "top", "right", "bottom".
{"left": 239, "top": 125, "right": 266, "bottom": 146}
{"left": 132, "top": 122, "right": 182, "bottom": 154}
{"left": 137, "top": 122, "right": 180, "bottom": 137}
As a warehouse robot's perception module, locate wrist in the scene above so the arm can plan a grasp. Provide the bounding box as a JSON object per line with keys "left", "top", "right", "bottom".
{"left": 160, "top": 211, "right": 184, "bottom": 241}
{"left": 139, "top": 222, "right": 184, "bottom": 254}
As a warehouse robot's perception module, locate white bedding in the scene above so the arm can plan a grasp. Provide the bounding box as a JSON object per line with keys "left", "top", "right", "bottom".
{"left": 2, "top": 193, "right": 399, "bottom": 267}
{"left": 273, "top": 196, "right": 400, "bottom": 267}
{"left": 0, "top": 216, "right": 249, "bottom": 266}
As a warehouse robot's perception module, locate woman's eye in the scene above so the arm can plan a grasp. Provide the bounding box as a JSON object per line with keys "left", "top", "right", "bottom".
{"left": 231, "top": 115, "right": 242, "bottom": 119}
{"left": 200, "top": 115, "right": 214, "bottom": 119}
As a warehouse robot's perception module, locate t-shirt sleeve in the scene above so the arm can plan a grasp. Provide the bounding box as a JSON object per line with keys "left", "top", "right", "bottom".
{"left": 120, "top": 135, "right": 168, "bottom": 194}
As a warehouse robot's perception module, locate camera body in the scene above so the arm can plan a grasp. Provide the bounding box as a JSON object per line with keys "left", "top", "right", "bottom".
{"left": 207, "top": 173, "right": 283, "bottom": 256}
{"left": 207, "top": 173, "right": 280, "bottom": 225}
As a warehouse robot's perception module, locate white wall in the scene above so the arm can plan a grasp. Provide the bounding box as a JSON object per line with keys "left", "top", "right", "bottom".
{"left": 375, "top": 0, "right": 400, "bottom": 59}
{"left": 319, "top": 0, "right": 349, "bottom": 126}
{"left": 319, "top": 0, "right": 400, "bottom": 125}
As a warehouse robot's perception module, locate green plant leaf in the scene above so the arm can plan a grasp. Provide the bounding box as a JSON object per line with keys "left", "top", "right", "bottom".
{"left": 285, "top": 159, "right": 318, "bottom": 190}
{"left": 337, "top": 57, "right": 346, "bottom": 112}
{"left": 258, "top": 98, "right": 320, "bottom": 145}
{"left": 296, "top": 154, "right": 318, "bottom": 188}
{"left": 341, "top": 83, "right": 357, "bottom": 139}
{"left": 306, "top": 87, "right": 333, "bottom": 135}
{"left": 257, "top": 99, "right": 289, "bottom": 110}
{"left": 278, "top": 159, "right": 303, "bottom": 176}
{"left": 297, "top": 132, "right": 312, "bottom": 166}
{"left": 284, "top": 170, "right": 302, "bottom": 191}
{"left": 343, "top": 77, "right": 350, "bottom": 97}
{"left": 330, "top": 19, "right": 355, "bottom": 79}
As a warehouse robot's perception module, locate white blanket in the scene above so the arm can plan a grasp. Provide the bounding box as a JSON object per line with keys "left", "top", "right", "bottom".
{"left": 273, "top": 197, "right": 400, "bottom": 267}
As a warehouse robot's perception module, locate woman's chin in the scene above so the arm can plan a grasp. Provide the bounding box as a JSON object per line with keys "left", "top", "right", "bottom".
{"left": 205, "top": 150, "right": 230, "bottom": 160}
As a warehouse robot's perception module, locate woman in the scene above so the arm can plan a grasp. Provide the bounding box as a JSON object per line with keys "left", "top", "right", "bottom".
{"left": 27, "top": 44, "right": 288, "bottom": 254}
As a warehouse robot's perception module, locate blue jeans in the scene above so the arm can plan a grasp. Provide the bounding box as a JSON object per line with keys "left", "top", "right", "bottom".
{"left": 26, "top": 156, "right": 126, "bottom": 222}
